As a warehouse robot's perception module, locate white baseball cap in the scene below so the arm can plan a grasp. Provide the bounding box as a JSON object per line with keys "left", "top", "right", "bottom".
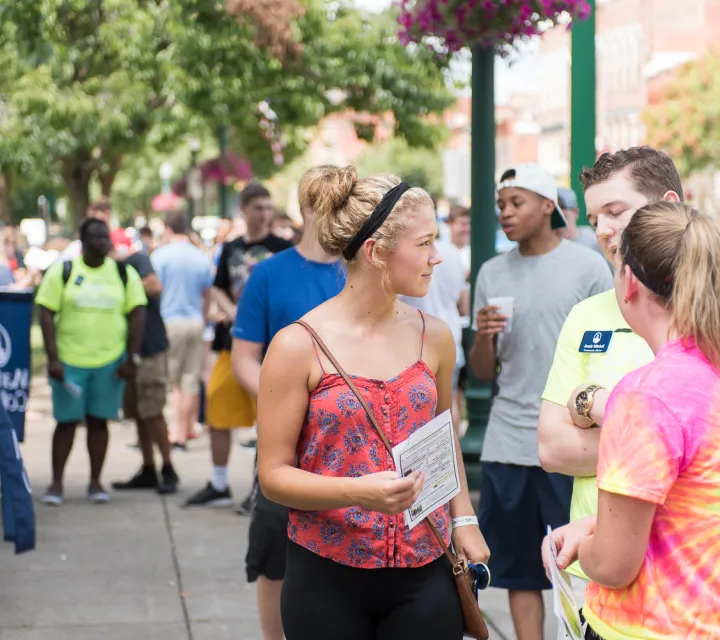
{"left": 497, "top": 163, "right": 568, "bottom": 230}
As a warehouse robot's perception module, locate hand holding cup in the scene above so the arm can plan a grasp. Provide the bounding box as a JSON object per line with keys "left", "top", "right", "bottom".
{"left": 476, "top": 296, "right": 514, "bottom": 337}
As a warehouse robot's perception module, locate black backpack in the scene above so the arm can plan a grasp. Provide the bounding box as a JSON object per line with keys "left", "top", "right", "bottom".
{"left": 61, "top": 259, "right": 128, "bottom": 288}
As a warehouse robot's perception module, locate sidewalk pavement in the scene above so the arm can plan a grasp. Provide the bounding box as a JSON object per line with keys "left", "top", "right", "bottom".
{"left": 0, "top": 377, "right": 558, "bottom": 640}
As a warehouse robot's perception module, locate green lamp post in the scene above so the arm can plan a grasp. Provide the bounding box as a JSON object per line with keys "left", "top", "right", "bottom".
{"left": 570, "top": 0, "right": 597, "bottom": 225}
{"left": 218, "top": 124, "right": 229, "bottom": 218}
{"left": 460, "top": 46, "right": 497, "bottom": 489}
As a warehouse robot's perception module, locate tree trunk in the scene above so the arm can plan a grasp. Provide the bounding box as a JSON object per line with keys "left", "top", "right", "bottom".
{"left": 60, "top": 155, "right": 93, "bottom": 225}
{"left": 98, "top": 154, "right": 123, "bottom": 196}
{"left": 0, "top": 173, "right": 11, "bottom": 224}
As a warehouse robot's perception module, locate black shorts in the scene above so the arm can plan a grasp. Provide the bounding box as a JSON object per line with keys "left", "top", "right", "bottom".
{"left": 478, "top": 462, "right": 572, "bottom": 591}
{"left": 245, "top": 497, "right": 289, "bottom": 583}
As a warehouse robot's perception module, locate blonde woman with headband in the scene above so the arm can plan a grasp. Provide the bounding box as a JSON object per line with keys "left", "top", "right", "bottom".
{"left": 257, "top": 166, "right": 489, "bottom": 640}
{"left": 542, "top": 202, "right": 720, "bottom": 639}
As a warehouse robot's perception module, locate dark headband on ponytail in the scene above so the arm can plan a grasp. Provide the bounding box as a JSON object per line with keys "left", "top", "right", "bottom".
{"left": 621, "top": 236, "right": 673, "bottom": 299}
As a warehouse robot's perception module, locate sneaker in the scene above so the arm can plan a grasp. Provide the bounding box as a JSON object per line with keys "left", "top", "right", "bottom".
{"left": 157, "top": 467, "right": 180, "bottom": 495}
{"left": 42, "top": 492, "right": 63, "bottom": 507}
{"left": 88, "top": 489, "right": 111, "bottom": 504}
{"left": 238, "top": 438, "right": 257, "bottom": 454}
{"left": 183, "top": 481, "right": 232, "bottom": 508}
{"left": 235, "top": 495, "right": 253, "bottom": 516}
{"left": 111, "top": 466, "right": 158, "bottom": 490}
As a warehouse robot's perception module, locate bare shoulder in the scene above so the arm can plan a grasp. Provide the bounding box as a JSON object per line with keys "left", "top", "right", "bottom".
{"left": 396, "top": 303, "right": 455, "bottom": 366}
{"left": 298, "top": 298, "right": 335, "bottom": 326}
{"left": 265, "top": 322, "right": 317, "bottom": 367}
{"left": 422, "top": 312, "right": 454, "bottom": 343}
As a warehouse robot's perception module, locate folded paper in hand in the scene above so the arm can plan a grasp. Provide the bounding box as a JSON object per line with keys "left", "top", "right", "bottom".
{"left": 391, "top": 410, "right": 461, "bottom": 530}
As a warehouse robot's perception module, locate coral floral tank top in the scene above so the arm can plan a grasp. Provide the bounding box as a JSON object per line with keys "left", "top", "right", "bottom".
{"left": 288, "top": 311, "right": 451, "bottom": 569}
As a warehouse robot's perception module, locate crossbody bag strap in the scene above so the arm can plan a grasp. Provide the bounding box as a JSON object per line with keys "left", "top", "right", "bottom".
{"left": 294, "top": 320, "right": 456, "bottom": 565}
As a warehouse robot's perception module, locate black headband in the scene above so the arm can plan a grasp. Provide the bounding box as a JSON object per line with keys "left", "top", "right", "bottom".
{"left": 342, "top": 182, "right": 410, "bottom": 261}
{"left": 621, "top": 240, "right": 673, "bottom": 299}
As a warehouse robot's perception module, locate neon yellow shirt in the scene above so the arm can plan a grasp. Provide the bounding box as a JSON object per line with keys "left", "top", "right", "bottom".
{"left": 35, "top": 257, "right": 147, "bottom": 369}
{"left": 542, "top": 289, "right": 653, "bottom": 579}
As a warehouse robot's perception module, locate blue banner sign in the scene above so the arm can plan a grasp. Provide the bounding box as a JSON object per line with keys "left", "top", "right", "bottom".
{"left": 0, "top": 291, "right": 34, "bottom": 442}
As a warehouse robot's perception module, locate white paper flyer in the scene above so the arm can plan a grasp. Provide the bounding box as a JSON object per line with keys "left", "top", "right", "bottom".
{"left": 391, "top": 409, "right": 461, "bottom": 530}
{"left": 547, "top": 525, "right": 583, "bottom": 640}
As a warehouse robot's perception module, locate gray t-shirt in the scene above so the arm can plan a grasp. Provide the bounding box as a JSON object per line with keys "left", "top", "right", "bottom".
{"left": 472, "top": 239, "right": 613, "bottom": 466}
{"left": 573, "top": 225, "right": 603, "bottom": 255}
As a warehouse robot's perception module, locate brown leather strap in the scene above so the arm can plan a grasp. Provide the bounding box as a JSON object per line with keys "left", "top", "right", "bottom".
{"left": 295, "top": 320, "right": 456, "bottom": 566}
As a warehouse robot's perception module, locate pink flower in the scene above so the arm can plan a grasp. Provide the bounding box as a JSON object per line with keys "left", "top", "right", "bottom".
{"left": 418, "top": 8, "right": 433, "bottom": 29}
{"left": 576, "top": 0, "right": 592, "bottom": 19}
{"left": 398, "top": 12, "right": 413, "bottom": 28}
{"left": 397, "top": 0, "right": 589, "bottom": 52}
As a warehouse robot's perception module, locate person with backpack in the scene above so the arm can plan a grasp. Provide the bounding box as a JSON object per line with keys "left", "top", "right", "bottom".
{"left": 35, "top": 218, "right": 147, "bottom": 505}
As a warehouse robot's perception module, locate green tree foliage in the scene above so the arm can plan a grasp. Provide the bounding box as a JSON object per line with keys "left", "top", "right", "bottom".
{"left": 0, "top": 1, "right": 454, "bottom": 223}
{"left": 643, "top": 50, "right": 720, "bottom": 177}
{"left": 355, "top": 137, "right": 445, "bottom": 197}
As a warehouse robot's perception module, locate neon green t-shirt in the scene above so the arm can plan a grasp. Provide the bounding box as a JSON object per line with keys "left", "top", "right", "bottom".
{"left": 542, "top": 289, "right": 654, "bottom": 579}
{"left": 35, "top": 257, "right": 147, "bottom": 369}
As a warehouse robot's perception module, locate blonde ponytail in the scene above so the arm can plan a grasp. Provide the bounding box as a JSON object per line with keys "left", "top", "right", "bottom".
{"left": 621, "top": 202, "right": 720, "bottom": 366}
{"left": 672, "top": 215, "right": 720, "bottom": 366}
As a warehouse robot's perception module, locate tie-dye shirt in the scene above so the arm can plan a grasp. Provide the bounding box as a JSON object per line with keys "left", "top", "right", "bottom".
{"left": 583, "top": 338, "right": 720, "bottom": 639}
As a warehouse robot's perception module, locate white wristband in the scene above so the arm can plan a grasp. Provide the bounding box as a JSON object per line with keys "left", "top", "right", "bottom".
{"left": 452, "top": 515, "right": 479, "bottom": 528}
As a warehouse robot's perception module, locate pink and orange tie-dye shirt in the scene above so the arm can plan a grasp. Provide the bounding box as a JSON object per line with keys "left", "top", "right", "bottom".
{"left": 584, "top": 338, "right": 720, "bottom": 640}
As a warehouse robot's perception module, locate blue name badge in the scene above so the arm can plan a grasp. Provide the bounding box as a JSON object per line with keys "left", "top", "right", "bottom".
{"left": 579, "top": 331, "right": 613, "bottom": 353}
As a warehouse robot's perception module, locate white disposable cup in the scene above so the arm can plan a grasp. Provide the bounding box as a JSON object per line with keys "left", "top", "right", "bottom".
{"left": 488, "top": 296, "right": 514, "bottom": 333}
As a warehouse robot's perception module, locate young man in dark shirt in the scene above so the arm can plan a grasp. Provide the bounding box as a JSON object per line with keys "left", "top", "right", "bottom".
{"left": 184, "top": 183, "right": 291, "bottom": 508}
{"left": 113, "top": 249, "right": 179, "bottom": 494}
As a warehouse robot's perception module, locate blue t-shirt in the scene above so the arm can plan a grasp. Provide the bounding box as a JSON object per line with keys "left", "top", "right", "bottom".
{"left": 232, "top": 247, "right": 345, "bottom": 346}
{"left": 0, "top": 265, "right": 14, "bottom": 287}
{"left": 151, "top": 241, "right": 213, "bottom": 322}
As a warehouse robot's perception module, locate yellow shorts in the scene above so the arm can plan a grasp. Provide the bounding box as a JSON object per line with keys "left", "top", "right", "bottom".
{"left": 206, "top": 351, "right": 256, "bottom": 429}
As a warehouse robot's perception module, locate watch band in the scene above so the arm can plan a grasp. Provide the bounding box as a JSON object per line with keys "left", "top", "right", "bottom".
{"left": 452, "top": 515, "right": 479, "bottom": 529}
{"left": 583, "top": 384, "right": 600, "bottom": 419}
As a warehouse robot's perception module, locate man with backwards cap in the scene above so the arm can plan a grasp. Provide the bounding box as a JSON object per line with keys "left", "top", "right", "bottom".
{"left": 469, "top": 163, "right": 612, "bottom": 640}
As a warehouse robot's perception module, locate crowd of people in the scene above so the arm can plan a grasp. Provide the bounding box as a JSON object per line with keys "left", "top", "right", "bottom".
{"left": 5, "top": 142, "right": 718, "bottom": 640}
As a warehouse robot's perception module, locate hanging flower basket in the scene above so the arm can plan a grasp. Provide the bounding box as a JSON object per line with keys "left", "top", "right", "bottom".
{"left": 398, "top": 0, "right": 591, "bottom": 55}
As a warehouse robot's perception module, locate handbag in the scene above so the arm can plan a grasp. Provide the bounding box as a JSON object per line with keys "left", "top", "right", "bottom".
{"left": 295, "top": 321, "right": 490, "bottom": 640}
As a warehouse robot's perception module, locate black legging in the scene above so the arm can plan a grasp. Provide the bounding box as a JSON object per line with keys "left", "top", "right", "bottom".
{"left": 282, "top": 541, "right": 464, "bottom": 640}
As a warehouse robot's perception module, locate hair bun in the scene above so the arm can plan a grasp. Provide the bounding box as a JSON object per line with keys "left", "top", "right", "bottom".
{"left": 313, "top": 166, "right": 357, "bottom": 221}
{"left": 310, "top": 166, "right": 359, "bottom": 257}
{"left": 307, "top": 166, "right": 431, "bottom": 261}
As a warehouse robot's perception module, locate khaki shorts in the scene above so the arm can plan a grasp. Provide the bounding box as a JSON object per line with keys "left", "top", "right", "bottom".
{"left": 123, "top": 351, "right": 168, "bottom": 421}
{"left": 206, "top": 351, "right": 256, "bottom": 429}
{"left": 166, "top": 318, "right": 205, "bottom": 395}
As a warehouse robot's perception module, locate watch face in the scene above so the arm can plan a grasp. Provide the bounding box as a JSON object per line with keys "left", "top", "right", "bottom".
{"left": 575, "top": 391, "right": 588, "bottom": 414}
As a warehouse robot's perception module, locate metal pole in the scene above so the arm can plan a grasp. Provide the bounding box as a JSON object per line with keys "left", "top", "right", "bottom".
{"left": 188, "top": 148, "right": 198, "bottom": 221}
{"left": 48, "top": 192, "right": 56, "bottom": 223}
{"left": 218, "top": 124, "right": 228, "bottom": 218}
{"left": 570, "top": 0, "right": 596, "bottom": 225}
{"left": 461, "top": 46, "right": 496, "bottom": 490}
